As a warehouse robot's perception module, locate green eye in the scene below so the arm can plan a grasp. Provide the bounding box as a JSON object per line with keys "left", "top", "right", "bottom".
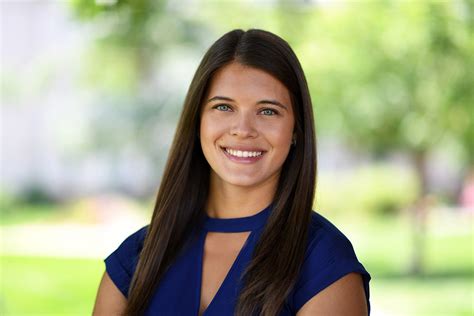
{"left": 261, "top": 109, "right": 277, "bottom": 116}
{"left": 215, "top": 104, "right": 231, "bottom": 111}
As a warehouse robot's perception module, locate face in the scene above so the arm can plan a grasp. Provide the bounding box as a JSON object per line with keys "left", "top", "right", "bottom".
{"left": 200, "top": 62, "right": 295, "bottom": 190}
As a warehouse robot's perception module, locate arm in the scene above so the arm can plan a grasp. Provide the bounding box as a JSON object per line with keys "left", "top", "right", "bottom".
{"left": 296, "top": 273, "right": 368, "bottom": 316}
{"left": 92, "top": 271, "right": 127, "bottom": 316}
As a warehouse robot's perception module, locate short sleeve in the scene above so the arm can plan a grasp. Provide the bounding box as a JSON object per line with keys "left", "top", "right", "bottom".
{"left": 290, "top": 214, "right": 371, "bottom": 314}
{"left": 104, "top": 225, "right": 148, "bottom": 298}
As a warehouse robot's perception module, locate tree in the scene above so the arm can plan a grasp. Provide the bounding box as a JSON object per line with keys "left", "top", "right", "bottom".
{"left": 300, "top": 0, "right": 473, "bottom": 274}
{"left": 69, "top": 0, "right": 210, "bottom": 196}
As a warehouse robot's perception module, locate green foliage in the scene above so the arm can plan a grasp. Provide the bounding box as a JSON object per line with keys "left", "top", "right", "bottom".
{"left": 68, "top": 0, "right": 211, "bottom": 194}
{"left": 67, "top": 0, "right": 474, "bottom": 178}
{"left": 305, "top": 1, "right": 474, "bottom": 162}
{"left": 80, "top": 45, "right": 140, "bottom": 94}
{"left": 0, "top": 190, "right": 18, "bottom": 212}
{"left": 70, "top": 0, "right": 207, "bottom": 93}
{"left": 218, "top": 1, "right": 473, "bottom": 165}
{"left": 15, "top": 184, "right": 56, "bottom": 205}
{"left": 1, "top": 203, "right": 63, "bottom": 226}
{"left": 315, "top": 164, "right": 419, "bottom": 217}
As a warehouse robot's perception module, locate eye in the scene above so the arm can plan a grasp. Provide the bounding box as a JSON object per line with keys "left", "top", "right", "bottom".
{"left": 213, "top": 104, "right": 232, "bottom": 112}
{"left": 260, "top": 108, "right": 278, "bottom": 116}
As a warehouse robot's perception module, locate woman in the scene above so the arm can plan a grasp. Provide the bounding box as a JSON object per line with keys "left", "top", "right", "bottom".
{"left": 93, "top": 29, "right": 371, "bottom": 316}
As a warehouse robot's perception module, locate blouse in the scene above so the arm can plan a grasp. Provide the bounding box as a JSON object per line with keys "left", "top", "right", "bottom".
{"left": 105, "top": 205, "right": 371, "bottom": 315}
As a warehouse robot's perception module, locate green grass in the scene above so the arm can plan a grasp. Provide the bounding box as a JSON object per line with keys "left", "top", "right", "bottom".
{"left": 372, "top": 276, "right": 473, "bottom": 316}
{"left": 1, "top": 207, "right": 472, "bottom": 315}
{"left": 1, "top": 255, "right": 103, "bottom": 315}
{"left": 1, "top": 203, "right": 63, "bottom": 226}
{"left": 320, "top": 212, "right": 473, "bottom": 315}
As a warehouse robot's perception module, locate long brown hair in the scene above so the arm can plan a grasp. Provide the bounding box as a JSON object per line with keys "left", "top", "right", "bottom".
{"left": 125, "top": 29, "right": 317, "bottom": 316}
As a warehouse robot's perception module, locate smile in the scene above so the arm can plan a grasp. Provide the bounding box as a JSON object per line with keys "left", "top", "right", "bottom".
{"left": 220, "top": 147, "right": 266, "bottom": 163}
{"left": 225, "top": 148, "right": 263, "bottom": 158}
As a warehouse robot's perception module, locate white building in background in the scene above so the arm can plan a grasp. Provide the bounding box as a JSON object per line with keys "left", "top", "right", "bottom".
{"left": 1, "top": 1, "right": 90, "bottom": 199}
{"left": 0, "top": 1, "right": 180, "bottom": 200}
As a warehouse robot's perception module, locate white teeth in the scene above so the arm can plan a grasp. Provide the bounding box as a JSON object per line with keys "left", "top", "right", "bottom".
{"left": 225, "top": 148, "right": 262, "bottom": 158}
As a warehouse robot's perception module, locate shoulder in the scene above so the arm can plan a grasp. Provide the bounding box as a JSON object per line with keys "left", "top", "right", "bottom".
{"left": 103, "top": 225, "right": 149, "bottom": 298}
{"left": 110, "top": 225, "right": 149, "bottom": 264}
{"left": 288, "top": 211, "right": 371, "bottom": 314}
{"left": 118, "top": 225, "right": 149, "bottom": 251}
{"left": 296, "top": 272, "right": 368, "bottom": 316}
{"left": 304, "top": 211, "right": 358, "bottom": 261}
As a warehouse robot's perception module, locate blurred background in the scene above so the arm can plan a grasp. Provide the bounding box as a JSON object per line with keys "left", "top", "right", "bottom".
{"left": 1, "top": 0, "right": 472, "bottom": 315}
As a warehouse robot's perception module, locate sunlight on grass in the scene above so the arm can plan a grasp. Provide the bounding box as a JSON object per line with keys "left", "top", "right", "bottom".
{"left": 1, "top": 204, "right": 472, "bottom": 315}
{"left": 1, "top": 256, "right": 103, "bottom": 315}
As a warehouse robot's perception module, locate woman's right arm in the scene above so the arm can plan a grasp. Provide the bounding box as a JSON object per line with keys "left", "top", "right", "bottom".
{"left": 92, "top": 271, "right": 127, "bottom": 316}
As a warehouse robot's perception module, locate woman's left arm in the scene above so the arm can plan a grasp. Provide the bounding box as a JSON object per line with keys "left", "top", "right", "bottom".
{"left": 296, "top": 272, "right": 368, "bottom": 316}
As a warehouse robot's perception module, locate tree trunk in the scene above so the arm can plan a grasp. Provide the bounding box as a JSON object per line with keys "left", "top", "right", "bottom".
{"left": 409, "top": 150, "right": 432, "bottom": 275}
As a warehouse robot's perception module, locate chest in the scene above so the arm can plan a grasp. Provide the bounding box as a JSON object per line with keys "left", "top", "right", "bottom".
{"left": 198, "top": 231, "right": 251, "bottom": 316}
{"left": 143, "top": 228, "right": 294, "bottom": 316}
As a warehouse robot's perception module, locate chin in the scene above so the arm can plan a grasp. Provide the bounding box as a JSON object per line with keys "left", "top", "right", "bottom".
{"left": 221, "top": 175, "right": 265, "bottom": 188}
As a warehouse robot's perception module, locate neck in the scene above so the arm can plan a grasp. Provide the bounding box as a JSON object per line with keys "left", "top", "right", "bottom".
{"left": 205, "top": 173, "right": 278, "bottom": 219}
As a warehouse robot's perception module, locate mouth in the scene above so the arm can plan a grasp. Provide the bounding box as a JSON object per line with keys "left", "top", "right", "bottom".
{"left": 220, "top": 146, "right": 266, "bottom": 163}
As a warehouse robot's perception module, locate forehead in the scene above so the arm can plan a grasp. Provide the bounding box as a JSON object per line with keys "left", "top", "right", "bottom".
{"left": 205, "top": 62, "right": 292, "bottom": 106}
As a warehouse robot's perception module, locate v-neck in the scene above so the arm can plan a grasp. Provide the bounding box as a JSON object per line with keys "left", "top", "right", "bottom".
{"left": 197, "top": 204, "right": 272, "bottom": 315}
{"left": 196, "top": 230, "right": 253, "bottom": 316}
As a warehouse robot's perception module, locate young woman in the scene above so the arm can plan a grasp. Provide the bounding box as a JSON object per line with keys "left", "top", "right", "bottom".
{"left": 93, "top": 29, "right": 371, "bottom": 316}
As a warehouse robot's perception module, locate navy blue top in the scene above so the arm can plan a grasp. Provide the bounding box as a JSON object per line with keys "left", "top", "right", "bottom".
{"left": 104, "top": 205, "right": 371, "bottom": 315}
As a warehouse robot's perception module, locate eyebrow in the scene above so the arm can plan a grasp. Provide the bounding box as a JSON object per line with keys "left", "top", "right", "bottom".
{"left": 207, "top": 96, "right": 289, "bottom": 111}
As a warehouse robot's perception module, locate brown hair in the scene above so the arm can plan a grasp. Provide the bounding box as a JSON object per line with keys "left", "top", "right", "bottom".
{"left": 124, "top": 29, "right": 317, "bottom": 316}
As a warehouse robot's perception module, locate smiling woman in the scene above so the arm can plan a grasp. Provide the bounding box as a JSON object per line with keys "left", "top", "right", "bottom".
{"left": 200, "top": 62, "right": 294, "bottom": 197}
{"left": 93, "top": 29, "right": 371, "bottom": 316}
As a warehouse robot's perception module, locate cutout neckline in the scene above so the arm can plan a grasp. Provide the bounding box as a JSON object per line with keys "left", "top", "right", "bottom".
{"left": 203, "top": 204, "right": 273, "bottom": 232}
{"left": 197, "top": 231, "right": 252, "bottom": 316}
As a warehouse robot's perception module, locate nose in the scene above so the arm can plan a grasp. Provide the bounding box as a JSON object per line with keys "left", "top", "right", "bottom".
{"left": 229, "top": 112, "right": 258, "bottom": 138}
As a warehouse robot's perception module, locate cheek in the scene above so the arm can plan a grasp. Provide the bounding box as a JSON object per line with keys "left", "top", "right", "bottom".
{"left": 259, "top": 120, "right": 294, "bottom": 146}
{"left": 200, "top": 115, "right": 224, "bottom": 146}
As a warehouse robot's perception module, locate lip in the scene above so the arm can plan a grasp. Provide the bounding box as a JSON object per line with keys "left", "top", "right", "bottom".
{"left": 220, "top": 146, "right": 266, "bottom": 164}
{"left": 221, "top": 145, "right": 266, "bottom": 152}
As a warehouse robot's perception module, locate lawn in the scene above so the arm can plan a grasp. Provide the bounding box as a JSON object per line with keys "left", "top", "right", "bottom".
{"left": 1, "top": 207, "right": 472, "bottom": 315}
{"left": 1, "top": 255, "right": 103, "bottom": 315}
{"left": 313, "top": 210, "right": 473, "bottom": 316}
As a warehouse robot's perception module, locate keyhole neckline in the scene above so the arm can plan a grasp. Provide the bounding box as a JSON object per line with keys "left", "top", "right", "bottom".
{"left": 204, "top": 204, "right": 272, "bottom": 232}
